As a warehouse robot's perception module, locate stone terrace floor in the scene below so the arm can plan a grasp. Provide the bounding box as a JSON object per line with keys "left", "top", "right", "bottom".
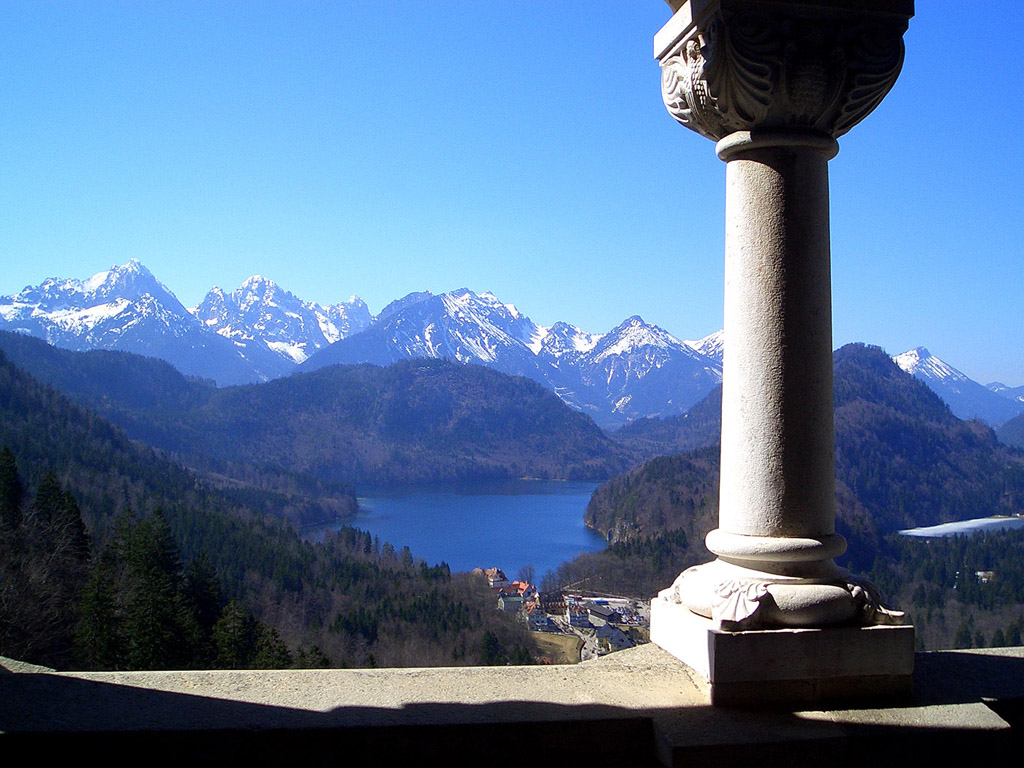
{"left": 2, "top": 643, "right": 1023, "bottom": 766}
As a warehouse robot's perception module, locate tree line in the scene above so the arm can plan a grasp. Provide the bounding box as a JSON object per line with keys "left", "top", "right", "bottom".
{"left": 0, "top": 447, "right": 307, "bottom": 670}
{"left": 0, "top": 444, "right": 535, "bottom": 670}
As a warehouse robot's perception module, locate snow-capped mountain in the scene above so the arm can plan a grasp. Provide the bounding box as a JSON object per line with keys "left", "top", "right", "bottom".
{"left": 2, "top": 261, "right": 725, "bottom": 426}
{"left": 534, "top": 321, "right": 600, "bottom": 360}
{"left": 303, "top": 288, "right": 547, "bottom": 379}
{"left": 893, "top": 347, "right": 1024, "bottom": 426}
{"left": 376, "top": 291, "right": 434, "bottom": 324}
{"left": 685, "top": 329, "right": 724, "bottom": 363}
{"left": 193, "top": 275, "right": 370, "bottom": 369}
{"left": 304, "top": 290, "right": 723, "bottom": 427}
{"left": 557, "top": 317, "right": 722, "bottom": 424}
{"left": 0, "top": 260, "right": 266, "bottom": 385}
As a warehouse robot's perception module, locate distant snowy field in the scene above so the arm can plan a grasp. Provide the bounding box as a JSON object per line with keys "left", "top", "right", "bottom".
{"left": 899, "top": 516, "right": 1024, "bottom": 538}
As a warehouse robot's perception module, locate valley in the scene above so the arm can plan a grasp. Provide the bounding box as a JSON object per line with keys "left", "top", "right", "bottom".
{"left": 4, "top": 263, "right": 1024, "bottom": 664}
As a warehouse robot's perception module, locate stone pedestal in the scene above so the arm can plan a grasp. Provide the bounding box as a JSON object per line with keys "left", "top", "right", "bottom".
{"left": 651, "top": 604, "right": 915, "bottom": 706}
{"left": 649, "top": 0, "right": 915, "bottom": 703}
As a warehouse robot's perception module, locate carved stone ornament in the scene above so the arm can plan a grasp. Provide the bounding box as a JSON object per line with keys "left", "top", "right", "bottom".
{"left": 660, "top": 565, "right": 906, "bottom": 631}
{"left": 660, "top": 5, "right": 908, "bottom": 141}
{"left": 711, "top": 579, "right": 769, "bottom": 630}
{"left": 848, "top": 576, "right": 907, "bottom": 626}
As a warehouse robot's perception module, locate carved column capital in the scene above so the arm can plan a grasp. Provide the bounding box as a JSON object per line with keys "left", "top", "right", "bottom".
{"left": 656, "top": 0, "right": 912, "bottom": 142}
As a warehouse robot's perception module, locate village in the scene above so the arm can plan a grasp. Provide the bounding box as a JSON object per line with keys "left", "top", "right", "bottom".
{"left": 473, "top": 568, "right": 651, "bottom": 663}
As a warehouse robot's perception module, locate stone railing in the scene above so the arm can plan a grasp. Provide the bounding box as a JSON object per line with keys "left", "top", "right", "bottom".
{"left": 2, "top": 644, "right": 1023, "bottom": 765}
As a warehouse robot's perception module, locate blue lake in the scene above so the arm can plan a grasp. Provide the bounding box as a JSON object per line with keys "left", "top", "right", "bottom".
{"left": 314, "top": 479, "right": 606, "bottom": 579}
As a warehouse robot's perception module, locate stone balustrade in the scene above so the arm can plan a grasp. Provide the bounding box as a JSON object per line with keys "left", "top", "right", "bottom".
{"left": 2, "top": 645, "right": 1022, "bottom": 766}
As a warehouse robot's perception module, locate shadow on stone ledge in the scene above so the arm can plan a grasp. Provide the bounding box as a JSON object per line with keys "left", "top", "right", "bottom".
{"left": 1, "top": 645, "right": 1022, "bottom": 767}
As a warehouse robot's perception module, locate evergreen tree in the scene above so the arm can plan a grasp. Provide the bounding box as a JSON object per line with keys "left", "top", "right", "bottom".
{"left": 74, "top": 555, "right": 123, "bottom": 670}
{"left": 0, "top": 467, "right": 91, "bottom": 668}
{"left": 120, "top": 510, "right": 202, "bottom": 669}
{"left": 481, "top": 631, "right": 506, "bottom": 665}
{"left": 213, "top": 600, "right": 256, "bottom": 669}
{"left": 953, "top": 619, "right": 974, "bottom": 649}
{"left": 293, "top": 645, "right": 332, "bottom": 669}
{"left": 50, "top": 487, "right": 90, "bottom": 570}
{"left": 0, "top": 446, "right": 23, "bottom": 531}
{"left": 30, "top": 471, "right": 65, "bottom": 524}
{"left": 1007, "top": 621, "right": 1022, "bottom": 646}
{"left": 184, "top": 553, "right": 225, "bottom": 636}
{"left": 251, "top": 625, "right": 292, "bottom": 669}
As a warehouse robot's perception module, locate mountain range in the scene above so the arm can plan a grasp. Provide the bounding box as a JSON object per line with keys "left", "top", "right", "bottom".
{"left": 2, "top": 261, "right": 1020, "bottom": 430}
{"left": 301, "top": 289, "right": 724, "bottom": 427}
{"left": 0, "top": 261, "right": 723, "bottom": 428}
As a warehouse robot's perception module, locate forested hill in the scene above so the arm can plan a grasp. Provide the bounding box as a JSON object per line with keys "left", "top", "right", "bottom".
{"left": 0, "top": 348, "right": 535, "bottom": 670}
{"left": 0, "top": 328, "right": 215, "bottom": 412}
{"left": 611, "top": 385, "right": 722, "bottom": 458}
{"left": 585, "top": 344, "right": 1024, "bottom": 570}
{"left": 996, "top": 412, "right": 1024, "bottom": 450}
{"left": 0, "top": 345, "right": 349, "bottom": 559}
{"left": 177, "top": 358, "right": 633, "bottom": 484}
{"left": 0, "top": 331, "right": 634, "bottom": 485}
{"left": 830, "top": 343, "right": 1024, "bottom": 534}
{"left": 0, "top": 330, "right": 352, "bottom": 522}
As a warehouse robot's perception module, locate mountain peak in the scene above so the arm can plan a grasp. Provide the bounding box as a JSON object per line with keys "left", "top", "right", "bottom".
{"left": 239, "top": 274, "right": 275, "bottom": 290}
{"left": 377, "top": 291, "right": 434, "bottom": 324}
{"left": 685, "top": 329, "right": 725, "bottom": 361}
{"left": 81, "top": 258, "right": 148, "bottom": 290}
{"left": 893, "top": 347, "right": 960, "bottom": 381}
{"left": 889, "top": 345, "right": 1023, "bottom": 425}
{"left": 604, "top": 315, "right": 678, "bottom": 346}
{"left": 82, "top": 260, "right": 186, "bottom": 313}
{"left": 106, "top": 258, "right": 155, "bottom": 282}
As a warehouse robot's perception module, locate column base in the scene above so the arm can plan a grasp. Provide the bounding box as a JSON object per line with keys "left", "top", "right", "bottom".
{"left": 664, "top": 558, "right": 906, "bottom": 630}
{"left": 651, "top": 599, "right": 915, "bottom": 706}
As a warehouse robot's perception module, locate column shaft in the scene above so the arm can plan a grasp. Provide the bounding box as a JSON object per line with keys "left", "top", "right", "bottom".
{"left": 714, "top": 134, "right": 839, "bottom": 568}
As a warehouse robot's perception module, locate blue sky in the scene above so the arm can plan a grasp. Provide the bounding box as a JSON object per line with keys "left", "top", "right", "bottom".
{"left": 1, "top": 2, "right": 1022, "bottom": 385}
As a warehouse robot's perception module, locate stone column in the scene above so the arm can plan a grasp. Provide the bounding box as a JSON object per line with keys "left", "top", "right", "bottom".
{"left": 648, "top": 0, "right": 916, "bottom": 705}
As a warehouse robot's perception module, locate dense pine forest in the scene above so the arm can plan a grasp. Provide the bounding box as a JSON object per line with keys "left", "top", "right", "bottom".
{"left": 5, "top": 333, "right": 1024, "bottom": 663}
{"left": 0, "top": 350, "right": 534, "bottom": 670}
{"left": 867, "top": 529, "right": 1024, "bottom": 651}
